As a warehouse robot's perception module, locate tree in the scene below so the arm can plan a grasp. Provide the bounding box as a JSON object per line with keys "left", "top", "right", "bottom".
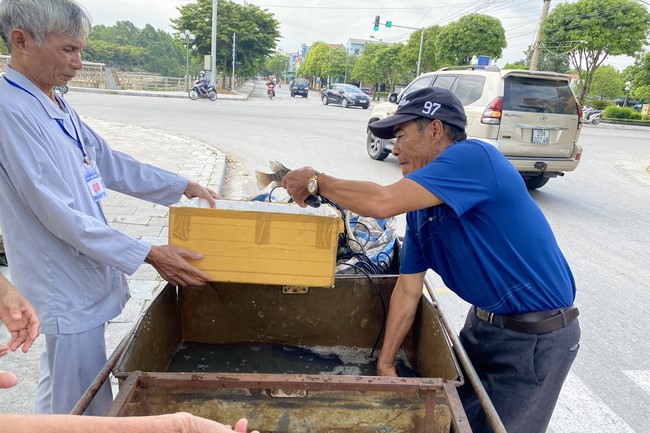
{"left": 374, "top": 43, "right": 405, "bottom": 92}
{"left": 401, "top": 25, "right": 442, "bottom": 79}
{"left": 0, "top": 37, "right": 7, "bottom": 54}
{"left": 588, "top": 65, "right": 623, "bottom": 101}
{"left": 507, "top": 46, "right": 570, "bottom": 73}
{"left": 350, "top": 41, "right": 385, "bottom": 94}
{"left": 502, "top": 61, "right": 529, "bottom": 70}
{"left": 435, "top": 14, "right": 507, "bottom": 66}
{"left": 85, "top": 21, "right": 185, "bottom": 76}
{"left": 172, "top": 0, "right": 280, "bottom": 87}
{"left": 84, "top": 38, "right": 147, "bottom": 69}
{"left": 91, "top": 21, "right": 140, "bottom": 46}
{"left": 628, "top": 52, "right": 650, "bottom": 104}
{"left": 542, "top": 0, "right": 650, "bottom": 104}
{"left": 298, "top": 41, "right": 331, "bottom": 83}
{"left": 265, "top": 52, "right": 289, "bottom": 81}
{"left": 300, "top": 44, "right": 350, "bottom": 85}
{"left": 350, "top": 41, "right": 404, "bottom": 98}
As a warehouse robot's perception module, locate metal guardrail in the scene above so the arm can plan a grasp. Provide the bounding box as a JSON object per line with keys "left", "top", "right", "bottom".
{"left": 1, "top": 55, "right": 186, "bottom": 92}
{"left": 117, "top": 74, "right": 186, "bottom": 92}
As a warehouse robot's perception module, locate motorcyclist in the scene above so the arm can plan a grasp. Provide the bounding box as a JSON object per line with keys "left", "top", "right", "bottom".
{"left": 197, "top": 71, "right": 210, "bottom": 97}
{"left": 267, "top": 80, "right": 275, "bottom": 97}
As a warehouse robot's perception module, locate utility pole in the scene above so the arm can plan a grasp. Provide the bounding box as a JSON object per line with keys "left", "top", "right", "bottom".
{"left": 416, "top": 28, "right": 424, "bottom": 77}
{"left": 210, "top": 0, "right": 217, "bottom": 87}
{"left": 530, "top": 0, "right": 551, "bottom": 71}
{"left": 231, "top": 33, "right": 236, "bottom": 89}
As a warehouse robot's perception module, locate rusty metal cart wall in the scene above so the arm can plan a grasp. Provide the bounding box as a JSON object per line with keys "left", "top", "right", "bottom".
{"left": 113, "top": 275, "right": 469, "bottom": 432}
{"left": 75, "top": 275, "right": 505, "bottom": 432}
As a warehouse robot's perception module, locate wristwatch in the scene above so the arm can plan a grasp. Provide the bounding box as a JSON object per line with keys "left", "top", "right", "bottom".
{"left": 307, "top": 171, "right": 321, "bottom": 195}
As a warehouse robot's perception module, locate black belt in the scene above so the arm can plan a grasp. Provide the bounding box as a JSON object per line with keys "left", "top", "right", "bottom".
{"left": 475, "top": 305, "right": 579, "bottom": 334}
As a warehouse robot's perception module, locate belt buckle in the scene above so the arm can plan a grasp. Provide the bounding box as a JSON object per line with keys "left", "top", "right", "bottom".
{"left": 476, "top": 307, "right": 494, "bottom": 324}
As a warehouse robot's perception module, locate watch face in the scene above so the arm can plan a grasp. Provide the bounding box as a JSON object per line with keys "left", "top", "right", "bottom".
{"left": 307, "top": 178, "right": 317, "bottom": 194}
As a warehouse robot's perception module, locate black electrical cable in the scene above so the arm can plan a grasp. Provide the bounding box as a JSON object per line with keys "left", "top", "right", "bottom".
{"left": 348, "top": 220, "right": 373, "bottom": 248}
{"left": 268, "top": 186, "right": 283, "bottom": 202}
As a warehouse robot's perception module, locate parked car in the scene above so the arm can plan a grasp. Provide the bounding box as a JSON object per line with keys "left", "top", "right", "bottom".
{"left": 366, "top": 66, "right": 583, "bottom": 190}
{"left": 322, "top": 84, "right": 371, "bottom": 109}
{"left": 290, "top": 78, "right": 309, "bottom": 98}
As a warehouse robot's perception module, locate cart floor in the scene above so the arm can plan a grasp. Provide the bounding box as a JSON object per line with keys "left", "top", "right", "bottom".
{"left": 168, "top": 341, "right": 417, "bottom": 377}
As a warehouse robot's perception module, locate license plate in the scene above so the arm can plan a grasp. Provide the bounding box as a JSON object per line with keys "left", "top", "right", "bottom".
{"left": 532, "top": 129, "right": 550, "bottom": 144}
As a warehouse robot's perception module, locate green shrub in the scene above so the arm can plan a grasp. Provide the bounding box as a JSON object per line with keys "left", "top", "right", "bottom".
{"left": 603, "top": 106, "right": 639, "bottom": 120}
{"left": 590, "top": 100, "right": 610, "bottom": 110}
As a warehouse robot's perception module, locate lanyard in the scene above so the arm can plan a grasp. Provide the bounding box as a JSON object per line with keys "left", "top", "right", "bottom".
{"left": 3, "top": 75, "right": 90, "bottom": 164}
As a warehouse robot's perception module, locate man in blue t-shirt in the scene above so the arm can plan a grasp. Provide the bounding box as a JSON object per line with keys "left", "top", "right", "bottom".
{"left": 282, "top": 86, "right": 580, "bottom": 433}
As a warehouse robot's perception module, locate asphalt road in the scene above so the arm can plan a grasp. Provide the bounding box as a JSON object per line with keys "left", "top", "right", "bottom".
{"left": 40, "top": 81, "right": 650, "bottom": 432}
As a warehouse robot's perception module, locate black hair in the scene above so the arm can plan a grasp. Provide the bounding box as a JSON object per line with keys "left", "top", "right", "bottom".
{"left": 414, "top": 117, "right": 467, "bottom": 142}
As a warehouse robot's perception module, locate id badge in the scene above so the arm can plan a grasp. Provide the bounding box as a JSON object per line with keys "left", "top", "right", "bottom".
{"left": 83, "top": 161, "right": 108, "bottom": 202}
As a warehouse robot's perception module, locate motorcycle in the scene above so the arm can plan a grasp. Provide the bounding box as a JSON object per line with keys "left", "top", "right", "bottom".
{"left": 189, "top": 81, "right": 217, "bottom": 101}
{"left": 584, "top": 108, "right": 602, "bottom": 125}
{"left": 267, "top": 83, "right": 276, "bottom": 100}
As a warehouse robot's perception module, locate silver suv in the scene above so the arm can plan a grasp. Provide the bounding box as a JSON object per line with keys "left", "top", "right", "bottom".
{"left": 366, "top": 66, "right": 583, "bottom": 189}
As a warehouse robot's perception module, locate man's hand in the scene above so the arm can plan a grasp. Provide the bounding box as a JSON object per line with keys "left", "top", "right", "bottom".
{"left": 145, "top": 245, "right": 211, "bottom": 287}
{"left": 160, "top": 413, "right": 260, "bottom": 432}
{"left": 184, "top": 181, "right": 219, "bottom": 208}
{"left": 281, "top": 166, "right": 318, "bottom": 208}
{"left": 0, "top": 370, "right": 18, "bottom": 389}
{"left": 0, "top": 280, "right": 40, "bottom": 353}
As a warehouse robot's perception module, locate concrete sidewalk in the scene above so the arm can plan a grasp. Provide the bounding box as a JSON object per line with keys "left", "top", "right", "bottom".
{"left": 70, "top": 79, "right": 255, "bottom": 100}
{"left": 0, "top": 113, "right": 234, "bottom": 413}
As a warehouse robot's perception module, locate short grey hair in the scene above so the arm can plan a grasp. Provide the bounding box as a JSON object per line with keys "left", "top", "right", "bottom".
{"left": 0, "top": 0, "right": 92, "bottom": 51}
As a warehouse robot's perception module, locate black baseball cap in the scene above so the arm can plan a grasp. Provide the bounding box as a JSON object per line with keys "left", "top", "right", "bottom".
{"left": 368, "top": 87, "right": 467, "bottom": 139}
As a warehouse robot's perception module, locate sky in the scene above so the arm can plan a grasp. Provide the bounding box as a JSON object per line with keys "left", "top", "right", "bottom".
{"left": 79, "top": 0, "right": 648, "bottom": 71}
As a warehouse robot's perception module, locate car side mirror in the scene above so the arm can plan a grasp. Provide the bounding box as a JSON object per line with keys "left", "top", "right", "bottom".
{"left": 388, "top": 93, "right": 398, "bottom": 104}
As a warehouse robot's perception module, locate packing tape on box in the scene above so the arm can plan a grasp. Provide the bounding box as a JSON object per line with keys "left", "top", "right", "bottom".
{"left": 315, "top": 217, "right": 336, "bottom": 249}
{"left": 254, "top": 213, "right": 272, "bottom": 245}
{"left": 171, "top": 208, "right": 192, "bottom": 240}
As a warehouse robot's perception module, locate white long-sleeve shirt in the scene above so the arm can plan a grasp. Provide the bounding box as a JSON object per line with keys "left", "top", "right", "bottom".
{"left": 0, "top": 67, "right": 188, "bottom": 334}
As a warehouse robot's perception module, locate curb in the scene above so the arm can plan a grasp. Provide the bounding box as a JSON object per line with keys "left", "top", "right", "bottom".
{"left": 601, "top": 119, "right": 650, "bottom": 128}
{"left": 213, "top": 152, "right": 228, "bottom": 197}
{"left": 68, "top": 82, "right": 256, "bottom": 101}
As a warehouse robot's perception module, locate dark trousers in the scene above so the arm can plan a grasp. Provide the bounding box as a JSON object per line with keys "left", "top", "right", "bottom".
{"left": 457, "top": 306, "right": 580, "bottom": 433}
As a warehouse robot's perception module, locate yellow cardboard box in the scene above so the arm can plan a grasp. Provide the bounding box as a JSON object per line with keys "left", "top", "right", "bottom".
{"left": 169, "top": 200, "right": 343, "bottom": 287}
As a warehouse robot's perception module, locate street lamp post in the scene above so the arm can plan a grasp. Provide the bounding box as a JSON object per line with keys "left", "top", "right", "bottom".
{"left": 624, "top": 81, "right": 631, "bottom": 107}
{"left": 180, "top": 29, "right": 195, "bottom": 90}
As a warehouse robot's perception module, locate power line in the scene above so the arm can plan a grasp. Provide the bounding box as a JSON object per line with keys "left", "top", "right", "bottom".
{"left": 258, "top": 5, "right": 459, "bottom": 10}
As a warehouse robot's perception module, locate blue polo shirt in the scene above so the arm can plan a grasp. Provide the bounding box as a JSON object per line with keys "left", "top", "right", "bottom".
{"left": 400, "top": 139, "right": 575, "bottom": 314}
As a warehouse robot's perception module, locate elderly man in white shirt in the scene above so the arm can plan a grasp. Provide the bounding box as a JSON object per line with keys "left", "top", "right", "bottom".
{"left": 0, "top": 0, "right": 219, "bottom": 415}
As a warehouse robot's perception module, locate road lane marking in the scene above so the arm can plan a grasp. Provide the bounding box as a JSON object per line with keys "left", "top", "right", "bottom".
{"left": 549, "top": 371, "right": 635, "bottom": 433}
{"left": 623, "top": 370, "right": 650, "bottom": 395}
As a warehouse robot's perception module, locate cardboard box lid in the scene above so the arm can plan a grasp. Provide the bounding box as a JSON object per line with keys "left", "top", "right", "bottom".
{"left": 169, "top": 200, "right": 343, "bottom": 287}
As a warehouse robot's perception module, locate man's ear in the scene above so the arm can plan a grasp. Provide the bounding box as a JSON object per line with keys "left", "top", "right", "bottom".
{"left": 10, "top": 29, "right": 29, "bottom": 51}
{"left": 430, "top": 119, "right": 445, "bottom": 140}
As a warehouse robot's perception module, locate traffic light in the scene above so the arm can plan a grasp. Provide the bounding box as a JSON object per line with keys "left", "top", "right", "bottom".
{"left": 373, "top": 15, "right": 380, "bottom": 31}
{"left": 386, "top": 21, "right": 392, "bottom": 28}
